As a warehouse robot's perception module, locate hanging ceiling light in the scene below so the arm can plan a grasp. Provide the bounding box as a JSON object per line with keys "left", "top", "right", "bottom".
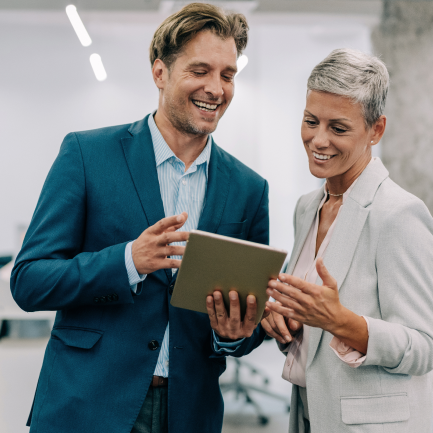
{"left": 236, "top": 55, "right": 249, "bottom": 76}
{"left": 66, "top": 5, "right": 92, "bottom": 47}
{"left": 89, "top": 54, "right": 107, "bottom": 82}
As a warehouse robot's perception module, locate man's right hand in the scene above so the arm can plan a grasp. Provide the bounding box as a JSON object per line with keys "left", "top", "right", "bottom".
{"left": 131, "top": 212, "right": 189, "bottom": 275}
{"left": 261, "top": 304, "right": 302, "bottom": 345}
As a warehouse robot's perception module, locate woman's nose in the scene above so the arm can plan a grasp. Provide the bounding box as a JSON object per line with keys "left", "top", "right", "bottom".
{"left": 311, "top": 128, "right": 329, "bottom": 149}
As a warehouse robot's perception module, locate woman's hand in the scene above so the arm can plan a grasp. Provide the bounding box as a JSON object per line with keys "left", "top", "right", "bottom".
{"left": 265, "top": 258, "right": 368, "bottom": 354}
{"left": 265, "top": 258, "right": 345, "bottom": 334}
{"left": 261, "top": 304, "right": 302, "bottom": 344}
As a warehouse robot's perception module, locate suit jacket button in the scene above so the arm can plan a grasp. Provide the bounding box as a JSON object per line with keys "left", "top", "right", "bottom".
{"left": 169, "top": 284, "right": 174, "bottom": 295}
{"left": 100, "top": 296, "right": 107, "bottom": 303}
{"left": 148, "top": 340, "right": 159, "bottom": 351}
{"left": 93, "top": 297, "right": 100, "bottom": 303}
{"left": 112, "top": 293, "right": 119, "bottom": 301}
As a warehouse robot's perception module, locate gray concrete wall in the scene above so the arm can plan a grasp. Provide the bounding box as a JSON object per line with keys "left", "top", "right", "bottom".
{"left": 372, "top": 0, "right": 433, "bottom": 213}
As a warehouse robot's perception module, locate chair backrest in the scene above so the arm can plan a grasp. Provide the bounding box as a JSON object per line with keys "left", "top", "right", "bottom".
{"left": 0, "top": 256, "right": 12, "bottom": 269}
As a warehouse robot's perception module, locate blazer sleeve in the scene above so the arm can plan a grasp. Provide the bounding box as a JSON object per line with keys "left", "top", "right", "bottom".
{"left": 363, "top": 197, "right": 433, "bottom": 376}
{"left": 10, "top": 133, "right": 134, "bottom": 312}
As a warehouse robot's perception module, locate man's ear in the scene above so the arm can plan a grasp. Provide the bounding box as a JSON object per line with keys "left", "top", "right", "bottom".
{"left": 152, "top": 59, "right": 168, "bottom": 90}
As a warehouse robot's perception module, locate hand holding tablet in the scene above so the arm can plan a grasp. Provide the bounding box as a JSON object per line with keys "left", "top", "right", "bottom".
{"left": 170, "top": 230, "right": 287, "bottom": 337}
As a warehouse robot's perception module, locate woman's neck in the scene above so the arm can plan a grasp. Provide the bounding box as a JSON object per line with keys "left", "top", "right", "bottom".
{"left": 326, "top": 153, "right": 372, "bottom": 196}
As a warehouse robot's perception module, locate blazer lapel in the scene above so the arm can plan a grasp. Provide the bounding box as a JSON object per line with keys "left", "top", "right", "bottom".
{"left": 197, "top": 140, "right": 231, "bottom": 234}
{"left": 306, "top": 158, "right": 389, "bottom": 369}
{"left": 285, "top": 190, "right": 323, "bottom": 275}
{"left": 121, "top": 115, "right": 171, "bottom": 283}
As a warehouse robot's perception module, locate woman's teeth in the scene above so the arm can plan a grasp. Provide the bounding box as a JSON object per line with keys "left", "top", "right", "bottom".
{"left": 193, "top": 100, "right": 218, "bottom": 112}
{"left": 313, "top": 151, "right": 334, "bottom": 160}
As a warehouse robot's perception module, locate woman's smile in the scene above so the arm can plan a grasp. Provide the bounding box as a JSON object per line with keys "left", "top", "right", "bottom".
{"left": 311, "top": 150, "right": 337, "bottom": 163}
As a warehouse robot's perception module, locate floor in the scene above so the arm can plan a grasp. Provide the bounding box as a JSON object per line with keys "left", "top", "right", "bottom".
{"left": 0, "top": 336, "right": 291, "bottom": 433}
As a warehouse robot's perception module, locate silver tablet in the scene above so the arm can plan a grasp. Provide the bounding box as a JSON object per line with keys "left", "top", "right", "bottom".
{"left": 170, "top": 230, "right": 287, "bottom": 323}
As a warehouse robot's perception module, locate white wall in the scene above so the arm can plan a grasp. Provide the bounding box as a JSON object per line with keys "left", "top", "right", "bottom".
{"left": 0, "top": 10, "right": 374, "bottom": 256}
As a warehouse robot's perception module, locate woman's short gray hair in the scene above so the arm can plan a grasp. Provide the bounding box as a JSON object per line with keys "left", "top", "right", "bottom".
{"left": 307, "top": 48, "right": 389, "bottom": 128}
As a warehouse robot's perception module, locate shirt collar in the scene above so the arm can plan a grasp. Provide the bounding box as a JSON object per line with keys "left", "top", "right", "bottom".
{"left": 148, "top": 111, "right": 212, "bottom": 172}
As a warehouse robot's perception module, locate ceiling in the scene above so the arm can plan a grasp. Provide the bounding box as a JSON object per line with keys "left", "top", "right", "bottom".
{"left": 0, "top": 0, "right": 383, "bottom": 15}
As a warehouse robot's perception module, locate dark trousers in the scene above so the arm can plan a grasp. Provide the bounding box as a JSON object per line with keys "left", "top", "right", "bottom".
{"left": 131, "top": 387, "right": 168, "bottom": 433}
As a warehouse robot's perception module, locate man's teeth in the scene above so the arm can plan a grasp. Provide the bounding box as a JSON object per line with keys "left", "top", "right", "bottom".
{"left": 193, "top": 100, "right": 218, "bottom": 112}
{"left": 313, "top": 152, "right": 333, "bottom": 160}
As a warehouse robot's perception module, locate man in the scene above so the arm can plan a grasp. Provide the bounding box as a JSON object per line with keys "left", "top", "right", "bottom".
{"left": 11, "top": 3, "right": 269, "bottom": 433}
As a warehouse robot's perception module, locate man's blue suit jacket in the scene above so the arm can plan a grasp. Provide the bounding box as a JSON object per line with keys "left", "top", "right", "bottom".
{"left": 11, "top": 115, "right": 269, "bottom": 433}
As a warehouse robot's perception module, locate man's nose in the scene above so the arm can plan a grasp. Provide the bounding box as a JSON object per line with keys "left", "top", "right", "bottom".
{"left": 203, "top": 73, "right": 224, "bottom": 99}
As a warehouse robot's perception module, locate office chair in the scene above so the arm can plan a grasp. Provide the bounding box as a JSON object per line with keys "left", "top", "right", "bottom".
{"left": 0, "top": 256, "right": 12, "bottom": 269}
{"left": 220, "top": 342, "right": 291, "bottom": 426}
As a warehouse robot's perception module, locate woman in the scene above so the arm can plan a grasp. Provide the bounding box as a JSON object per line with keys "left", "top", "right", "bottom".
{"left": 261, "top": 48, "right": 433, "bottom": 432}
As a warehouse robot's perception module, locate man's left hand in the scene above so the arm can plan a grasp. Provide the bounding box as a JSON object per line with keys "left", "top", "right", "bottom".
{"left": 206, "top": 290, "right": 258, "bottom": 341}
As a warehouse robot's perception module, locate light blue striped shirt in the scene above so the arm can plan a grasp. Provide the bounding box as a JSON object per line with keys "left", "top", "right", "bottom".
{"left": 125, "top": 113, "right": 242, "bottom": 377}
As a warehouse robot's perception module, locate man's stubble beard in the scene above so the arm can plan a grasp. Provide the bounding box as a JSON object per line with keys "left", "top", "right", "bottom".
{"left": 165, "top": 92, "right": 225, "bottom": 137}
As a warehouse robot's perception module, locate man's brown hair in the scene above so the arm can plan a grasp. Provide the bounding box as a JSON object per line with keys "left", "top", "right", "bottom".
{"left": 149, "top": 2, "right": 249, "bottom": 69}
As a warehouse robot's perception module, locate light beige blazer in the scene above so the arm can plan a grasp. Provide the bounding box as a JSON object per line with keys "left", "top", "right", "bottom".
{"left": 285, "top": 158, "right": 433, "bottom": 433}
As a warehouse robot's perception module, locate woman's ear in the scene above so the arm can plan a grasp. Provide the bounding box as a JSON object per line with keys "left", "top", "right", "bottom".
{"left": 370, "top": 115, "right": 387, "bottom": 145}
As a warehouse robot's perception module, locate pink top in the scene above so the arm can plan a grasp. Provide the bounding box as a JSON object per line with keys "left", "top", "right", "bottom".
{"left": 281, "top": 173, "right": 370, "bottom": 388}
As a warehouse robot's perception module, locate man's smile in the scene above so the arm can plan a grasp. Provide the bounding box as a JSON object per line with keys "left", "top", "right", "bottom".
{"left": 192, "top": 99, "right": 220, "bottom": 112}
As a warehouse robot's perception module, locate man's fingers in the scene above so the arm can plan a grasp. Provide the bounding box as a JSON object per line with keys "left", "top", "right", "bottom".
{"left": 158, "top": 231, "right": 190, "bottom": 246}
{"left": 206, "top": 295, "right": 218, "bottom": 329}
{"left": 165, "top": 246, "right": 185, "bottom": 257}
{"left": 213, "top": 291, "right": 228, "bottom": 324}
{"left": 161, "top": 258, "right": 182, "bottom": 269}
{"left": 242, "top": 295, "right": 257, "bottom": 335}
{"left": 150, "top": 213, "right": 188, "bottom": 235}
{"left": 164, "top": 224, "right": 185, "bottom": 233}
{"left": 228, "top": 291, "right": 241, "bottom": 330}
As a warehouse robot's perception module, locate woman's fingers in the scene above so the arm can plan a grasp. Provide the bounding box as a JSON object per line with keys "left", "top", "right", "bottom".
{"left": 278, "top": 273, "right": 317, "bottom": 296}
{"left": 273, "top": 311, "right": 293, "bottom": 342}
{"left": 261, "top": 306, "right": 271, "bottom": 320}
{"left": 316, "top": 258, "right": 338, "bottom": 290}
{"left": 265, "top": 300, "right": 303, "bottom": 323}
{"left": 268, "top": 279, "right": 309, "bottom": 303}
{"left": 261, "top": 313, "right": 286, "bottom": 344}
{"left": 266, "top": 285, "right": 304, "bottom": 312}
{"left": 288, "top": 318, "right": 302, "bottom": 334}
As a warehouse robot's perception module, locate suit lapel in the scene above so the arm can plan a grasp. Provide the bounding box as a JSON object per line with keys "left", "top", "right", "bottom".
{"left": 197, "top": 140, "right": 231, "bottom": 234}
{"left": 285, "top": 190, "right": 323, "bottom": 275}
{"left": 306, "top": 158, "right": 390, "bottom": 370}
{"left": 121, "top": 115, "right": 171, "bottom": 283}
